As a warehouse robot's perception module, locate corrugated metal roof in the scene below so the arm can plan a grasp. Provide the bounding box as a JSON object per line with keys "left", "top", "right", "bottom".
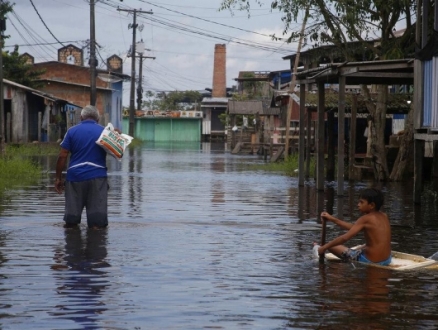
{"left": 201, "top": 97, "right": 229, "bottom": 103}
{"left": 3, "top": 78, "right": 81, "bottom": 108}
{"left": 38, "top": 78, "right": 114, "bottom": 91}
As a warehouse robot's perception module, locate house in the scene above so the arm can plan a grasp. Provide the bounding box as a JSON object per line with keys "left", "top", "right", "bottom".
{"left": 234, "top": 71, "right": 272, "bottom": 97}
{"left": 227, "top": 99, "right": 281, "bottom": 155}
{"left": 413, "top": 0, "right": 438, "bottom": 202}
{"left": 2, "top": 78, "right": 81, "bottom": 143}
{"left": 26, "top": 44, "right": 129, "bottom": 130}
{"left": 294, "top": 59, "right": 414, "bottom": 195}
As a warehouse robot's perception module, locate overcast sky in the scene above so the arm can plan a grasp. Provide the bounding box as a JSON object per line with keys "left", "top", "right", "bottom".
{"left": 6, "top": 0, "right": 305, "bottom": 104}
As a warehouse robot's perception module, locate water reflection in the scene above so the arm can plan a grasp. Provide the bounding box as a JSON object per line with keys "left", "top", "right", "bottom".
{"left": 51, "top": 228, "right": 110, "bottom": 329}
{"left": 318, "top": 263, "right": 391, "bottom": 329}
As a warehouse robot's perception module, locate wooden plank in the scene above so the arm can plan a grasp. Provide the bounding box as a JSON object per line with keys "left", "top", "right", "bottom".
{"left": 414, "top": 133, "right": 438, "bottom": 141}
{"left": 339, "top": 66, "right": 359, "bottom": 75}
{"left": 298, "top": 83, "right": 306, "bottom": 186}
{"left": 349, "top": 94, "right": 357, "bottom": 181}
{"left": 347, "top": 72, "right": 414, "bottom": 79}
{"left": 327, "top": 111, "right": 335, "bottom": 181}
{"left": 337, "top": 75, "right": 345, "bottom": 196}
{"left": 317, "top": 82, "right": 325, "bottom": 191}
{"left": 342, "top": 62, "right": 414, "bottom": 73}
{"left": 231, "top": 142, "right": 242, "bottom": 154}
{"left": 270, "top": 146, "right": 284, "bottom": 163}
{"left": 306, "top": 111, "right": 311, "bottom": 179}
{"left": 414, "top": 139, "right": 425, "bottom": 203}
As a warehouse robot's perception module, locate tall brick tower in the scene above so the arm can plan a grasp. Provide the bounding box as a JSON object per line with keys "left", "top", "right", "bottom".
{"left": 212, "top": 44, "right": 226, "bottom": 98}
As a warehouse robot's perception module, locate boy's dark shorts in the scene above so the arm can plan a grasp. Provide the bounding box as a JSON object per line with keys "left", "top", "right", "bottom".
{"left": 341, "top": 248, "right": 392, "bottom": 266}
{"left": 64, "top": 177, "right": 108, "bottom": 228}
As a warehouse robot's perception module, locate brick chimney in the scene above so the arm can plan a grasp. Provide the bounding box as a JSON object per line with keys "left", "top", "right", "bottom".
{"left": 212, "top": 44, "right": 226, "bottom": 98}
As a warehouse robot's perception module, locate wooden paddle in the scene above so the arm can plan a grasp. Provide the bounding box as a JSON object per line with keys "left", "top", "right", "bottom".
{"left": 319, "top": 217, "right": 326, "bottom": 263}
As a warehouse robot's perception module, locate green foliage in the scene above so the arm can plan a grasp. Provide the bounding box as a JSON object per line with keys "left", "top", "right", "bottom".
{"left": 5, "top": 143, "right": 60, "bottom": 156}
{"left": 220, "top": 0, "right": 417, "bottom": 60}
{"left": 127, "top": 138, "right": 144, "bottom": 148}
{"left": 3, "top": 46, "right": 46, "bottom": 88}
{"left": 0, "top": 148, "right": 43, "bottom": 191}
{"left": 0, "top": 1, "right": 13, "bottom": 32}
{"left": 249, "top": 153, "right": 316, "bottom": 177}
{"left": 1, "top": 2, "right": 45, "bottom": 87}
{"left": 240, "top": 72, "right": 265, "bottom": 98}
{"left": 143, "top": 90, "right": 203, "bottom": 111}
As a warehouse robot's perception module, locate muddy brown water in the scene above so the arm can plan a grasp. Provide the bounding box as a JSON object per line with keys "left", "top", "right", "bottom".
{"left": 1, "top": 142, "right": 438, "bottom": 329}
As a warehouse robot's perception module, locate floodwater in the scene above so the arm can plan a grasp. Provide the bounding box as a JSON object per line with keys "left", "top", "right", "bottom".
{"left": 1, "top": 142, "right": 438, "bottom": 330}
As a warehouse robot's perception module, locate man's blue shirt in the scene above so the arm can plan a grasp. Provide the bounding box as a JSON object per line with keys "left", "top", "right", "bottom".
{"left": 60, "top": 120, "right": 107, "bottom": 182}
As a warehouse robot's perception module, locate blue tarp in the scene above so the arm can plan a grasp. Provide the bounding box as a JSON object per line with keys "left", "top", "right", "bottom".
{"left": 271, "top": 71, "right": 292, "bottom": 87}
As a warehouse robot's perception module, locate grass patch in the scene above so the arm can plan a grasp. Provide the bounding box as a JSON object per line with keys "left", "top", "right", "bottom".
{"left": 250, "top": 154, "right": 316, "bottom": 177}
{"left": 5, "top": 143, "right": 59, "bottom": 156}
{"left": 0, "top": 157, "right": 42, "bottom": 190}
{"left": 0, "top": 144, "right": 48, "bottom": 191}
{"left": 128, "top": 138, "right": 144, "bottom": 148}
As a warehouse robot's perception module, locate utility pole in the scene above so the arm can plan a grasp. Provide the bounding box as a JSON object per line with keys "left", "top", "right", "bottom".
{"left": 89, "top": 1, "right": 124, "bottom": 106}
{"left": 0, "top": 15, "right": 5, "bottom": 156}
{"left": 90, "top": 0, "right": 97, "bottom": 105}
{"left": 136, "top": 41, "right": 155, "bottom": 111}
{"left": 137, "top": 53, "right": 143, "bottom": 111}
{"left": 117, "top": 8, "right": 153, "bottom": 137}
{"left": 284, "top": 7, "right": 309, "bottom": 158}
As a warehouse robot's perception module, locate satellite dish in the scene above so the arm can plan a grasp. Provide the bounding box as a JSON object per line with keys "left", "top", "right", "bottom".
{"left": 97, "top": 73, "right": 123, "bottom": 83}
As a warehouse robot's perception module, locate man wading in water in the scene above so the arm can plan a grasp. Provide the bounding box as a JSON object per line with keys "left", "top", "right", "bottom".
{"left": 55, "top": 105, "right": 110, "bottom": 229}
{"left": 317, "top": 188, "right": 392, "bottom": 266}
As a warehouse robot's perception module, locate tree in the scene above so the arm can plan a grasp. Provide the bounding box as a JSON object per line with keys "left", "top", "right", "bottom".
{"left": 143, "top": 90, "right": 203, "bottom": 111}
{"left": 0, "top": 2, "right": 44, "bottom": 89}
{"left": 220, "top": 0, "right": 417, "bottom": 181}
{"left": 3, "top": 46, "right": 45, "bottom": 88}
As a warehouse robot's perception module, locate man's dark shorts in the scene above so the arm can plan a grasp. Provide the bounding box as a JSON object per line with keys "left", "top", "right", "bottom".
{"left": 64, "top": 177, "right": 108, "bottom": 228}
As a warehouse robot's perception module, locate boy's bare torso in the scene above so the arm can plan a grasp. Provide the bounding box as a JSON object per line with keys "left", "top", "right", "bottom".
{"left": 360, "top": 211, "right": 391, "bottom": 262}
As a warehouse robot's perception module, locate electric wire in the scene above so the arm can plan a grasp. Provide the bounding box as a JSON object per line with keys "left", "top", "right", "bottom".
{"left": 136, "top": 0, "right": 283, "bottom": 40}
{"left": 4, "top": 40, "right": 88, "bottom": 48}
{"left": 7, "top": 12, "right": 53, "bottom": 61}
{"left": 103, "top": 0, "right": 296, "bottom": 54}
{"left": 28, "top": 0, "right": 65, "bottom": 47}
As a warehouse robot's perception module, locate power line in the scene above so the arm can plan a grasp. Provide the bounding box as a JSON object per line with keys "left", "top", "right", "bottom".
{"left": 7, "top": 12, "right": 54, "bottom": 61}
{"left": 4, "top": 40, "right": 87, "bottom": 48}
{"left": 103, "top": 0, "right": 295, "bottom": 55}
{"left": 28, "top": 0, "right": 65, "bottom": 47}
{"left": 141, "top": 14, "right": 293, "bottom": 54}
{"left": 136, "top": 0, "right": 282, "bottom": 40}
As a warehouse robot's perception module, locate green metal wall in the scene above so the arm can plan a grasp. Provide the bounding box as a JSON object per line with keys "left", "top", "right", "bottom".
{"left": 122, "top": 117, "right": 201, "bottom": 141}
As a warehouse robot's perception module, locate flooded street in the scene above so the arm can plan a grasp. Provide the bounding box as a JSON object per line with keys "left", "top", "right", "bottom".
{"left": 1, "top": 142, "right": 438, "bottom": 329}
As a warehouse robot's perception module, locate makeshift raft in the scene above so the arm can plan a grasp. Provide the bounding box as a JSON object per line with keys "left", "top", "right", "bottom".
{"left": 325, "top": 247, "right": 436, "bottom": 271}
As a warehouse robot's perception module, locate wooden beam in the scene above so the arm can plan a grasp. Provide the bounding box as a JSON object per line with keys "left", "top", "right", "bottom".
{"left": 327, "top": 111, "right": 335, "bottom": 181}
{"left": 339, "top": 66, "right": 359, "bottom": 75}
{"left": 414, "top": 139, "right": 425, "bottom": 203}
{"left": 346, "top": 72, "right": 414, "bottom": 79}
{"left": 349, "top": 94, "right": 358, "bottom": 181}
{"left": 345, "top": 62, "right": 414, "bottom": 72}
{"left": 306, "top": 110, "right": 311, "bottom": 180}
{"left": 299, "top": 83, "right": 306, "bottom": 186}
{"left": 317, "top": 82, "right": 325, "bottom": 191}
{"left": 337, "top": 76, "right": 346, "bottom": 196}
{"left": 414, "top": 133, "right": 438, "bottom": 141}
